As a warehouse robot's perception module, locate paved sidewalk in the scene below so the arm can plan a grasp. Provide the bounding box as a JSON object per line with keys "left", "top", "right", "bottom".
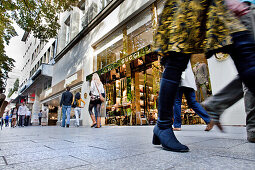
{"left": 0, "top": 125, "right": 254, "bottom": 170}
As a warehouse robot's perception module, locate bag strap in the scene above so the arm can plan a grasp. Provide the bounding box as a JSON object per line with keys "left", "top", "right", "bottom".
{"left": 94, "top": 82, "right": 101, "bottom": 95}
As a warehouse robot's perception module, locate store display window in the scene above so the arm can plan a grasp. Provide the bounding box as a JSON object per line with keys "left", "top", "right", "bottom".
{"left": 94, "top": 28, "right": 123, "bottom": 71}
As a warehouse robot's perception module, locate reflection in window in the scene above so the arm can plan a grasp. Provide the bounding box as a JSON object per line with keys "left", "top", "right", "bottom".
{"left": 80, "top": 0, "right": 113, "bottom": 28}
{"left": 97, "top": 40, "right": 123, "bottom": 70}
{"left": 65, "top": 16, "right": 71, "bottom": 45}
{"left": 95, "top": 28, "right": 123, "bottom": 71}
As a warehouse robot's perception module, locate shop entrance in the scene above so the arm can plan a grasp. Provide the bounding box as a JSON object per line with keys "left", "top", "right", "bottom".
{"left": 48, "top": 106, "right": 58, "bottom": 126}
{"left": 133, "top": 67, "right": 157, "bottom": 125}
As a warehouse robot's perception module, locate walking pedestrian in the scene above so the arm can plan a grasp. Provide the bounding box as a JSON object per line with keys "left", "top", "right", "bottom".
{"left": 60, "top": 86, "right": 73, "bottom": 128}
{"left": 41, "top": 108, "right": 48, "bottom": 126}
{"left": 11, "top": 108, "right": 17, "bottom": 128}
{"left": 173, "top": 61, "right": 213, "bottom": 131}
{"left": 89, "top": 73, "right": 105, "bottom": 128}
{"left": 18, "top": 102, "right": 28, "bottom": 127}
{"left": 72, "top": 92, "right": 85, "bottom": 127}
{"left": 38, "top": 110, "right": 42, "bottom": 126}
{"left": 25, "top": 109, "right": 31, "bottom": 126}
{"left": 202, "top": 0, "right": 255, "bottom": 143}
{"left": 153, "top": 0, "right": 255, "bottom": 152}
{"left": 4, "top": 112, "right": 9, "bottom": 127}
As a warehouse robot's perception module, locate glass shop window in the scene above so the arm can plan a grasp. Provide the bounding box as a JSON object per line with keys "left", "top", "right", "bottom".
{"left": 126, "top": 7, "right": 153, "bottom": 55}
{"left": 94, "top": 28, "right": 123, "bottom": 71}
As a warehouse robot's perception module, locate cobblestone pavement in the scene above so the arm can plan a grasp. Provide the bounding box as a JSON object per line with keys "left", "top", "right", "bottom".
{"left": 0, "top": 125, "right": 254, "bottom": 170}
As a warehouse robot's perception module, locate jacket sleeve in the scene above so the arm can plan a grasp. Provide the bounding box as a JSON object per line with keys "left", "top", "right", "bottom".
{"left": 60, "top": 93, "right": 64, "bottom": 106}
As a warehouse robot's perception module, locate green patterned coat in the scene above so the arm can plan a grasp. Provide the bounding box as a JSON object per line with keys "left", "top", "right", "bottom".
{"left": 154, "top": 0, "right": 246, "bottom": 56}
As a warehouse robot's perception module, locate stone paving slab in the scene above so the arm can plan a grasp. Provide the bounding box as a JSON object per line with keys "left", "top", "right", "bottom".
{"left": 0, "top": 125, "right": 254, "bottom": 169}
{"left": 2, "top": 156, "right": 88, "bottom": 170}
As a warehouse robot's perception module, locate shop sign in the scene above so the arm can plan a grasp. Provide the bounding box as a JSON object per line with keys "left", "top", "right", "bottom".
{"left": 45, "top": 88, "right": 53, "bottom": 98}
{"left": 86, "top": 45, "right": 152, "bottom": 81}
{"left": 27, "top": 93, "right": 35, "bottom": 104}
{"left": 64, "top": 73, "right": 78, "bottom": 87}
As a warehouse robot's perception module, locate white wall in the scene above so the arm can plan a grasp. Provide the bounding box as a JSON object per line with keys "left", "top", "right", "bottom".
{"left": 207, "top": 56, "right": 246, "bottom": 125}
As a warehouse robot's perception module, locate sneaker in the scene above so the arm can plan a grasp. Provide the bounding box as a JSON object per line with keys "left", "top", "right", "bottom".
{"left": 66, "top": 124, "right": 69, "bottom": 128}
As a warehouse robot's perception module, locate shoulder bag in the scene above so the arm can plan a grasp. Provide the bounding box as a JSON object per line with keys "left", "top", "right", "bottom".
{"left": 95, "top": 83, "right": 105, "bottom": 102}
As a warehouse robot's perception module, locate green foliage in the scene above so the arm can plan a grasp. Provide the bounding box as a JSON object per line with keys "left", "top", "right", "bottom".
{"left": 0, "top": 0, "right": 78, "bottom": 90}
{"left": 7, "top": 78, "right": 19, "bottom": 98}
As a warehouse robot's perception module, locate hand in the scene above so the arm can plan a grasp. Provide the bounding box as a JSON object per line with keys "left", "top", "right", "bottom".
{"left": 225, "top": 0, "right": 249, "bottom": 17}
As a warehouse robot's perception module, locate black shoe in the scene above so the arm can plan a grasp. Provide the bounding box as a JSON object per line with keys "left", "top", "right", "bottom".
{"left": 66, "top": 124, "right": 69, "bottom": 128}
{"left": 153, "top": 125, "right": 189, "bottom": 152}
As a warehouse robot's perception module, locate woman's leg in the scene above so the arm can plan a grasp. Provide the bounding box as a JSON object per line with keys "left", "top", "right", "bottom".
{"left": 230, "top": 31, "right": 255, "bottom": 94}
{"left": 184, "top": 87, "right": 211, "bottom": 124}
{"left": 153, "top": 52, "right": 191, "bottom": 152}
{"left": 74, "top": 108, "right": 79, "bottom": 127}
{"left": 89, "top": 102, "right": 96, "bottom": 126}
{"left": 173, "top": 87, "right": 184, "bottom": 129}
{"left": 96, "top": 103, "right": 101, "bottom": 128}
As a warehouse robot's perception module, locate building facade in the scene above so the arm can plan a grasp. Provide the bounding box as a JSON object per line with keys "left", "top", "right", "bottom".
{"left": 15, "top": 0, "right": 245, "bottom": 126}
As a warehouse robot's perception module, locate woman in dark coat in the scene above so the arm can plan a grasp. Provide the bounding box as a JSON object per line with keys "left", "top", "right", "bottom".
{"left": 153, "top": 0, "right": 255, "bottom": 152}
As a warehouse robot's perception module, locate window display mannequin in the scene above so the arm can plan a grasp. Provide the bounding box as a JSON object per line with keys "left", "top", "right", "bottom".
{"left": 193, "top": 62, "right": 209, "bottom": 102}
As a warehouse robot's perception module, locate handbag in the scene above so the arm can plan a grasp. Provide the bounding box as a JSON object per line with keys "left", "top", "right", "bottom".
{"left": 95, "top": 83, "right": 105, "bottom": 102}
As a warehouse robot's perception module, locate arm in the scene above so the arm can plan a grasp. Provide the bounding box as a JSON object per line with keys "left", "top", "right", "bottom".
{"left": 60, "top": 93, "right": 64, "bottom": 106}
{"left": 81, "top": 99, "right": 85, "bottom": 107}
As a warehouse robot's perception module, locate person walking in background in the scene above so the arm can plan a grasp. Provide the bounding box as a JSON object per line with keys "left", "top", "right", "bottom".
{"left": 38, "top": 110, "right": 42, "bottom": 126}
{"left": 60, "top": 86, "right": 73, "bottom": 128}
{"left": 4, "top": 112, "right": 9, "bottom": 127}
{"left": 72, "top": 92, "right": 85, "bottom": 127}
{"left": 152, "top": 0, "right": 255, "bottom": 152}
{"left": 25, "top": 109, "right": 31, "bottom": 126}
{"left": 89, "top": 73, "right": 105, "bottom": 128}
{"left": 202, "top": 0, "right": 255, "bottom": 143}
{"left": 41, "top": 108, "right": 48, "bottom": 126}
{"left": 18, "top": 102, "right": 28, "bottom": 127}
{"left": 173, "top": 61, "right": 213, "bottom": 131}
{"left": 11, "top": 108, "right": 17, "bottom": 128}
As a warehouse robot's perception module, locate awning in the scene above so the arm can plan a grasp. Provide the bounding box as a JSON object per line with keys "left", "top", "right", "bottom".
{"left": 86, "top": 45, "right": 152, "bottom": 81}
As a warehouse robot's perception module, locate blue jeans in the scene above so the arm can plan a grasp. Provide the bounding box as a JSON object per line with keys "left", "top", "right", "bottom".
{"left": 173, "top": 87, "right": 210, "bottom": 128}
{"left": 62, "top": 105, "right": 71, "bottom": 127}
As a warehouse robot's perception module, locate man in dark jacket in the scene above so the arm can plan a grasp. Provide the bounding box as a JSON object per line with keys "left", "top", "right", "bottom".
{"left": 60, "top": 86, "right": 73, "bottom": 128}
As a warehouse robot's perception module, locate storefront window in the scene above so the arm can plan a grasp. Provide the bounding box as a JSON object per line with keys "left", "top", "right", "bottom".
{"left": 126, "top": 7, "right": 153, "bottom": 55}
{"left": 94, "top": 28, "right": 123, "bottom": 71}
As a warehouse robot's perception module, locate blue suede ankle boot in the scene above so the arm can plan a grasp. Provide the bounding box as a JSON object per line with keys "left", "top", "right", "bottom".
{"left": 153, "top": 77, "right": 189, "bottom": 152}
{"left": 153, "top": 125, "right": 189, "bottom": 152}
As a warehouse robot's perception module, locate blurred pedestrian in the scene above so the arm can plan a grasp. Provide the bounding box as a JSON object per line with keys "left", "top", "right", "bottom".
{"left": 173, "top": 62, "right": 213, "bottom": 131}
{"left": 153, "top": 0, "right": 255, "bottom": 152}
{"left": 89, "top": 73, "right": 105, "bottom": 128}
{"left": 72, "top": 92, "right": 85, "bottom": 127}
{"left": 11, "top": 108, "right": 17, "bottom": 128}
{"left": 202, "top": 0, "right": 255, "bottom": 143}
{"left": 41, "top": 108, "right": 47, "bottom": 126}
{"left": 38, "top": 110, "right": 42, "bottom": 126}
{"left": 25, "top": 109, "right": 31, "bottom": 126}
{"left": 18, "top": 102, "right": 28, "bottom": 127}
{"left": 60, "top": 86, "right": 73, "bottom": 128}
{"left": 4, "top": 112, "right": 9, "bottom": 127}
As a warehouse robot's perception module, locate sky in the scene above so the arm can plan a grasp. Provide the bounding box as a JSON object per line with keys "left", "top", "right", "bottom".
{"left": 4, "top": 23, "right": 26, "bottom": 96}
